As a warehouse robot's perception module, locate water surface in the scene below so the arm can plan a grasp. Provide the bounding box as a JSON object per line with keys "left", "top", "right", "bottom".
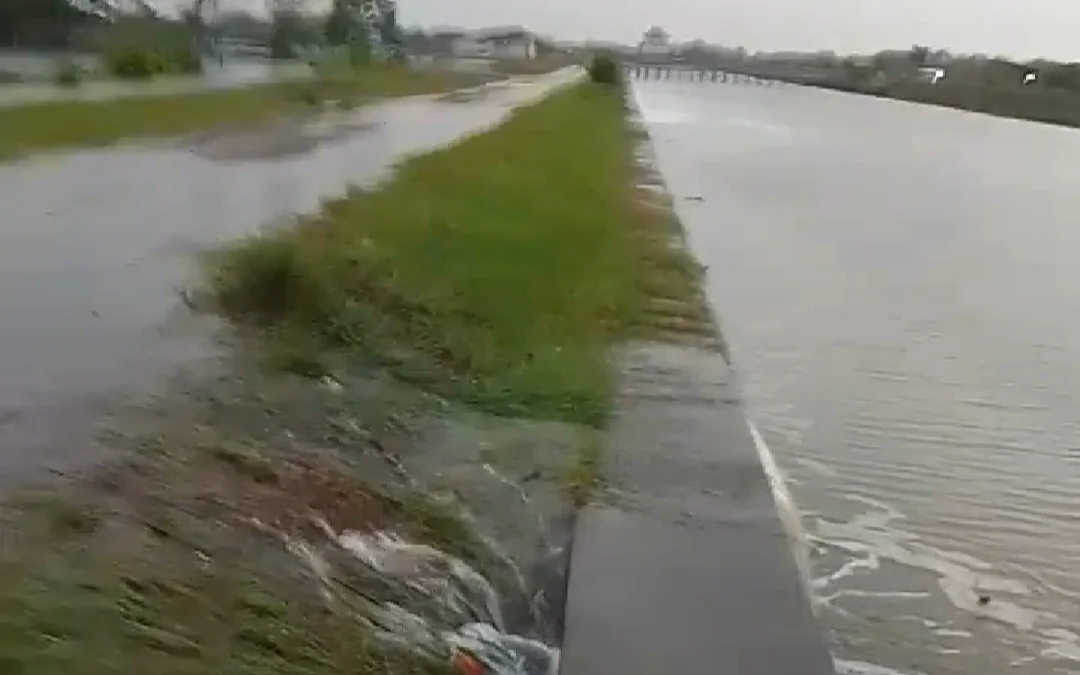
{"left": 633, "top": 77, "right": 1080, "bottom": 675}
{"left": 0, "top": 70, "right": 578, "bottom": 479}
{"left": 0, "top": 52, "right": 310, "bottom": 108}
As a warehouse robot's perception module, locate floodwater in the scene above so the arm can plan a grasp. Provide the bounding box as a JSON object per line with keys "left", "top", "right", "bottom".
{"left": 0, "top": 69, "right": 580, "bottom": 479}
{"left": 632, "top": 75, "right": 1080, "bottom": 675}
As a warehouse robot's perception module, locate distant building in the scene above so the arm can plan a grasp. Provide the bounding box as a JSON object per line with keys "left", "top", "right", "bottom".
{"left": 458, "top": 26, "right": 537, "bottom": 60}
{"left": 916, "top": 66, "right": 946, "bottom": 84}
{"left": 419, "top": 26, "right": 536, "bottom": 60}
{"left": 638, "top": 26, "right": 672, "bottom": 56}
{"left": 424, "top": 29, "right": 466, "bottom": 56}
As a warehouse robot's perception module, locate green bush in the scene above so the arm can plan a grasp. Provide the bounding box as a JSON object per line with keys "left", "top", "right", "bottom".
{"left": 54, "top": 58, "right": 84, "bottom": 88}
{"left": 204, "top": 232, "right": 340, "bottom": 326}
{"left": 0, "top": 70, "right": 22, "bottom": 84}
{"left": 106, "top": 48, "right": 168, "bottom": 79}
{"left": 588, "top": 53, "right": 621, "bottom": 86}
{"left": 165, "top": 47, "right": 203, "bottom": 75}
{"left": 105, "top": 47, "right": 201, "bottom": 80}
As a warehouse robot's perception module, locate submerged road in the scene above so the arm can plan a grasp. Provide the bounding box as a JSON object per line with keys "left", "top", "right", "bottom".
{"left": 0, "top": 69, "right": 580, "bottom": 483}
{"left": 628, "top": 78, "right": 1080, "bottom": 674}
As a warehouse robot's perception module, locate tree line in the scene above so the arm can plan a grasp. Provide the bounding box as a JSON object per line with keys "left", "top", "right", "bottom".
{"left": 0, "top": 0, "right": 404, "bottom": 63}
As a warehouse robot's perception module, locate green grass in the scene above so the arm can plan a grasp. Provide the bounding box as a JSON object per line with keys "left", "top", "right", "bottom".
{"left": 0, "top": 67, "right": 491, "bottom": 160}
{"left": 206, "top": 83, "right": 668, "bottom": 426}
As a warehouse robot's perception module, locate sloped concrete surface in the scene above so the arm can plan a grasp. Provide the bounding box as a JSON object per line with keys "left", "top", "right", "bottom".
{"left": 559, "top": 343, "right": 835, "bottom": 675}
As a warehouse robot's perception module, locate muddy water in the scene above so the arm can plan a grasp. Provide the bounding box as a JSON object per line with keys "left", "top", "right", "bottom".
{"left": 0, "top": 70, "right": 579, "bottom": 480}
{"left": 632, "top": 79, "right": 1080, "bottom": 675}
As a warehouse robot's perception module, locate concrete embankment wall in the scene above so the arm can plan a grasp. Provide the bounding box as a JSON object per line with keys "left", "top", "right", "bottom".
{"left": 558, "top": 88, "right": 835, "bottom": 675}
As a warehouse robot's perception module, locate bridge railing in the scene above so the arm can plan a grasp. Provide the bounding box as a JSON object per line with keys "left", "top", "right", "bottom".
{"left": 621, "top": 64, "right": 783, "bottom": 86}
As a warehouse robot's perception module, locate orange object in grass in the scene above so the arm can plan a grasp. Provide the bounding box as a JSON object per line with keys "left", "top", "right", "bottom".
{"left": 451, "top": 651, "right": 485, "bottom": 675}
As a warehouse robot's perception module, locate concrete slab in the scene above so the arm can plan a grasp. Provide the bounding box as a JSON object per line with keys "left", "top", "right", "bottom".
{"left": 561, "top": 506, "right": 834, "bottom": 675}
{"left": 559, "top": 344, "right": 835, "bottom": 675}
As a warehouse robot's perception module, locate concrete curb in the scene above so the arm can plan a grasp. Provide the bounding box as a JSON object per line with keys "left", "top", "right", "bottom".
{"left": 557, "top": 84, "right": 835, "bottom": 675}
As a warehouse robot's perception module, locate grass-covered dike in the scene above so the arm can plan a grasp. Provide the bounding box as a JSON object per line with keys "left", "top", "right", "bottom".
{"left": 204, "top": 78, "right": 707, "bottom": 427}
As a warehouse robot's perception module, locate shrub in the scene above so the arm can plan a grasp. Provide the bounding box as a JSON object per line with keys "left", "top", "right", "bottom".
{"left": 104, "top": 46, "right": 201, "bottom": 79}
{"left": 54, "top": 58, "right": 84, "bottom": 88}
{"left": 203, "top": 232, "right": 340, "bottom": 327}
{"left": 165, "top": 47, "right": 203, "bottom": 75}
{"left": 106, "top": 48, "right": 168, "bottom": 79}
{"left": 0, "top": 70, "right": 22, "bottom": 84}
{"left": 588, "top": 53, "right": 621, "bottom": 86}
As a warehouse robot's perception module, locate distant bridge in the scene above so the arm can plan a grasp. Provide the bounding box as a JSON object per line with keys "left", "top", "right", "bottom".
{"left": 622, "top": 64, "right": 784, "bottom": 86}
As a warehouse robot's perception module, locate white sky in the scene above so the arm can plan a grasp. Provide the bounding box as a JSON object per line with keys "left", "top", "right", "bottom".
{"left": 397, "top": 0, "right": 1080, "bottom": 62}
{"left": 155, "top": 0, "right": 1080, "bottom": 62}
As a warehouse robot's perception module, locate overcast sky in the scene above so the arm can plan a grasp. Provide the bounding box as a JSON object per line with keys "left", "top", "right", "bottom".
{"left": 397, "top": 0, "right": 1078, "bottom": 62}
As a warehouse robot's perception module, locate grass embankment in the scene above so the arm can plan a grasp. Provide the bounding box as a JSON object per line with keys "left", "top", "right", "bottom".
{"left": 0, "top": 74, "right": 716, "bottom": 675}
{"left": 205, "top": 82, "right": 710, "bottom": 427}
{"left": 0, "top": 67, "right": 491, "bottom": 160}
{"left": 804, "top": 76, "right": 1080, "bottom": 128}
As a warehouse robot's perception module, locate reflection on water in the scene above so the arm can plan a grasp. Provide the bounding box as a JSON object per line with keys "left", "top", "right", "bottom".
{"left": 633, "top": 78, "right": 1080, "bottom": 674}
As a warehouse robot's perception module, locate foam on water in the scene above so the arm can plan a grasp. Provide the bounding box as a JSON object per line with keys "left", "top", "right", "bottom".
{"left": 747, "top": 419, "right": 815, "bottom": 607}
{"left": 630, "top": 85, "right": 694, "bottom": 126}
{"left": 259, "top": 513, "right": 560, "bottom": 675}
{"left": 835, "top": 659, "right": 926, "bottom": 675}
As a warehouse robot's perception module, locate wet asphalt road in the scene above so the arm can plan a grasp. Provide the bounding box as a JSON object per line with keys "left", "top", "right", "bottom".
{"left": 0, "top": 70, "right": 580, "bottom": 482}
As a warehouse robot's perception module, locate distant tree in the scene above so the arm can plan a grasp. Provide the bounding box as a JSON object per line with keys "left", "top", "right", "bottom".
{"left": 815, "top": 50, "right": 838, "bottom": 63}
{"left": 324, "top": 0, "right": 355, "bottom": 46}
{"left": 402, "top": 27, "right": 430, "bottom": 55}
{"left": 1040, "top": 62, "right": 1080, "bottom": 91}
{"left": 535, "top": 36, "right": 558, "bottom": 56}
{"left": 908, "top": 44, "right": 930, "bottom": 66}
{"left": 269, "top": 11, "right": 303, "bottom": 58}
{"left": 682, "top": 40, "right": 717, "bottom": 69}
{"left": 371, "top": 0, "right": 404, "bottom": 60}
{"left": 588, "top": 51, "right": 620, "bottom": 85}
{"left": 216, "top": 11, "right": 272, "bottom": 42}
{"left": 871, "top": 51, "right": 890, "bottom": 72}
{"left": 263, "top": 0, "right": 312, "bottom": 58}
{"left": 324, "top": 0, "right": 401, "bottom": 63}
{"left": 0, "top": 0, "right": 102, "bottom": 48}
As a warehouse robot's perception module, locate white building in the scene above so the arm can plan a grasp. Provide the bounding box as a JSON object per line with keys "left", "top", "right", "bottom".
{"left": 639, "top": 26, "right": 672, "bottom": 56}
{"left": 916, "top": 66, "right": 946, "bottom": 84}
{"left": 451, "top": 26, "right": 537, "bottom": 60}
